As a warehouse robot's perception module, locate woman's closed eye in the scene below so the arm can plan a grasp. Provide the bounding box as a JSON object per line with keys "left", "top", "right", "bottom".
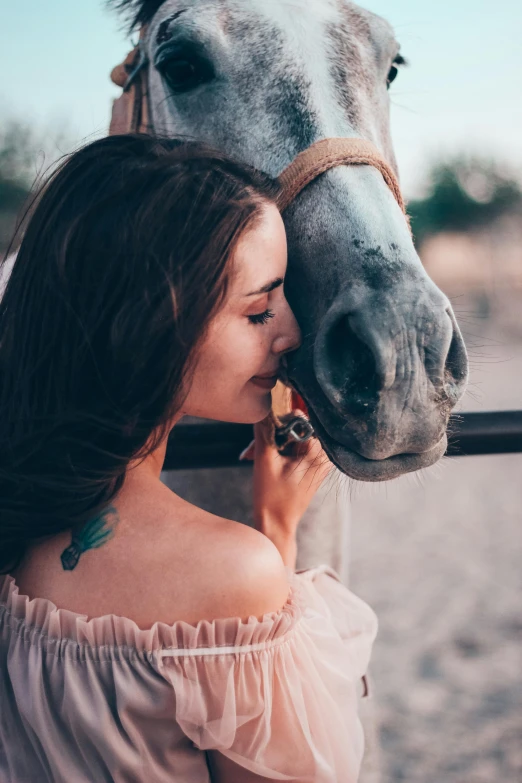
{"left": 248, "top": 308, "right": 275, "bottom": 326}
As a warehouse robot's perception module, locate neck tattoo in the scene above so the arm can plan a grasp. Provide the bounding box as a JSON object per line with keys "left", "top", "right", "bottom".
{"left": 60, "top": 506, "right": 120, "bottom": 571}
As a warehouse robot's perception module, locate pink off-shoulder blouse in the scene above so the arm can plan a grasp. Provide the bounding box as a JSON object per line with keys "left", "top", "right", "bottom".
{"left": 0, "top": 564, "right": 378, "bottom": 783}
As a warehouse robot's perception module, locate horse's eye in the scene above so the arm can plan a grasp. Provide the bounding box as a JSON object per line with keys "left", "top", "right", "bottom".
{"left": 159, "top": 50, "right": 214, "bottom": 94}
{"left": 387, "top": 53, "right": 407, "bottom": 90}
{"left": 386, "top": 65, "right": 399, "bottom": 88}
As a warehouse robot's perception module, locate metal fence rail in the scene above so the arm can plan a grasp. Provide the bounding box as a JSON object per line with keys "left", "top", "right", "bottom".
{"left": 163, "top": 410, "right": 522, "bottom": 471}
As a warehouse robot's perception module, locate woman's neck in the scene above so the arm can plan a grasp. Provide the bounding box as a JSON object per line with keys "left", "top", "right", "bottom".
{"left": 126, "top": 413, "right": 183, "bottom": 483}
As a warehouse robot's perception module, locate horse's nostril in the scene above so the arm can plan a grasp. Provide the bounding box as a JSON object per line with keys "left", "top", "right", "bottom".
{"left": 444, "top": 312, "right": 469, "bottom": 403}
{"left": 317, "top": 314, "right": 382, "bottom": 414}
{"left": 314, "top": 296, "right": 469, "bottom": 424}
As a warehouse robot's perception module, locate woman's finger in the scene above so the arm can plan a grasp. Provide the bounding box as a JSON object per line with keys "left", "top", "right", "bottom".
{"left": 254, "top": 415, "right": 277, "bottom": 450}
{"left": 238, "top": 439, "right": 255, "bottom": 461}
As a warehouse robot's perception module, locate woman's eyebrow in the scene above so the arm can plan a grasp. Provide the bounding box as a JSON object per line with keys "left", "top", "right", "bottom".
{"left": 245, "top": 277, "right": 284, "bottom": 297}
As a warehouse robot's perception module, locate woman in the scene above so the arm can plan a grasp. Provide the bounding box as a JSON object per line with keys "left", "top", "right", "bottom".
{"left": 0, "top": 135, "right": 377, "bottom": 783}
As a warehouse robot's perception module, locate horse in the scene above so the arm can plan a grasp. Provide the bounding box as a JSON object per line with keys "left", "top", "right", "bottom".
{"left": 2, "top": 0, "right": 471, "bottom": 579}
{"left": 107, "top": 0, "right": 468, "bottom": 582}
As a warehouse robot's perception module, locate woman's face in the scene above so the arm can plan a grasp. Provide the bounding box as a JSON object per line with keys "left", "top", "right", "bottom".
{"left": 179, "top": 203, "right": 302, "bottom": 424}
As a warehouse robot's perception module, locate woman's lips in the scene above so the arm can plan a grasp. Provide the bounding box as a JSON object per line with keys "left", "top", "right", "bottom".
{"left": 250, "top": 375, "right": 279, "bottom": 389}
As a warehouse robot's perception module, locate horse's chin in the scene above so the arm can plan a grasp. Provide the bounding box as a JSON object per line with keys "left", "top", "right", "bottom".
{"left": 308, "top": 407, "right": 448, "bottom": 482}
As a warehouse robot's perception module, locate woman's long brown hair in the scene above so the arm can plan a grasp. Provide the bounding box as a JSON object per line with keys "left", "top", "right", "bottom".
{"left": 0, "top": 133, "right": 280, "bottom": 573}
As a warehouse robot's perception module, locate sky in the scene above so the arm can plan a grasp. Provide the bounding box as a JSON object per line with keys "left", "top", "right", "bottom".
{"left": 1, "top": 0, "right": 521, "bottom": 197}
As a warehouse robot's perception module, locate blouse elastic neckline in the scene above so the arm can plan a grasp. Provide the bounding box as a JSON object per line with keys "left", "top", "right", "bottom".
{"left": 0, "top": 568, "right": 305, "bottom": 655}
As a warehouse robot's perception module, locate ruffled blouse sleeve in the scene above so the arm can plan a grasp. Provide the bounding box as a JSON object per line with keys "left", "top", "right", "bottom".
{"left": 156, "top": 565, "right": 378, "bottom": 782}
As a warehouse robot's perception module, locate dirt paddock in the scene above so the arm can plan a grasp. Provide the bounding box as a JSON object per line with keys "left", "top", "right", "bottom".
{"left": 350, "top": 320, "right": 522, "bottom": 782}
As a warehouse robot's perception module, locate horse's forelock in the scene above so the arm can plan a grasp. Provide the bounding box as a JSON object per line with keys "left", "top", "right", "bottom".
{"left": 107, "top": 0, "right": 167, "bottom": 30}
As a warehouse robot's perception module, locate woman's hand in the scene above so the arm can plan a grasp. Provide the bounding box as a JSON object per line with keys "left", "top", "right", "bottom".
{"left": 239, "top": 411, "right": 333, "bottom": 568}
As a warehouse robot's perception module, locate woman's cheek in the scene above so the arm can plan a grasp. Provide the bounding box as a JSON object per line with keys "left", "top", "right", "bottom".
{"left": 245, "top": 324, "right": 272, "bottom": 367}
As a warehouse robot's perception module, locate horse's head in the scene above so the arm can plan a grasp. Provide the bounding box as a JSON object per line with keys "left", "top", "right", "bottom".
{"left": 115, "top": 0, "right": 468, "bottom": 481}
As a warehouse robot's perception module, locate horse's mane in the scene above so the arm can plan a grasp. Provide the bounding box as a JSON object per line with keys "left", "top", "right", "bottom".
{"left": 107, "top": 0, "right": 166, "bottom": 30}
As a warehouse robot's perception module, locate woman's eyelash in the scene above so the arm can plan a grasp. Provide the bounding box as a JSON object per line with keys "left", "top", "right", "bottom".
{"left": 248, "top": 308, "right": 275, "bottom": 326}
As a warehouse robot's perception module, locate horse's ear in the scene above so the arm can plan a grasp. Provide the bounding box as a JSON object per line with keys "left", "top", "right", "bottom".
{"left": 108, "top": 42, "right": 150, "bottom": 134}
{"left": 110, "top": 47, "right": 139, "bottom": 88}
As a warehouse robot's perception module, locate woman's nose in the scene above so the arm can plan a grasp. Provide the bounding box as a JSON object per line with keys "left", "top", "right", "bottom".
{"left": 274, "top": 308, "right": 302, "bottom": 355}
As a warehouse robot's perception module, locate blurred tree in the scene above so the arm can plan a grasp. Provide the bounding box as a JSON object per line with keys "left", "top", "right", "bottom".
{"left": 0, "top": 119, "right": 74, "bottom": 252}
{"left": 408, "top": 157, "right": 522, "bottom": 248}
{"left": 0, "top": 121, "right": 35, "bottom": 214}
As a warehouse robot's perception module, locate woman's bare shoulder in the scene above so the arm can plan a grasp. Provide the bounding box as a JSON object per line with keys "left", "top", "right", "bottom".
{"left": 10, "top": 490, "right": 290, "bottom": 629}
{"left": 188, "top": 512, "right": 291, "bottom": 623}
{"left": 141, "top": 502, "right": 291, "bottom": 626}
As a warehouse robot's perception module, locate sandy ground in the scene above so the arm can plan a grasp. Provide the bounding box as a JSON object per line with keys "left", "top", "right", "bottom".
{"left": 349, "top": 320, "right": 522, "bottom": 783}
